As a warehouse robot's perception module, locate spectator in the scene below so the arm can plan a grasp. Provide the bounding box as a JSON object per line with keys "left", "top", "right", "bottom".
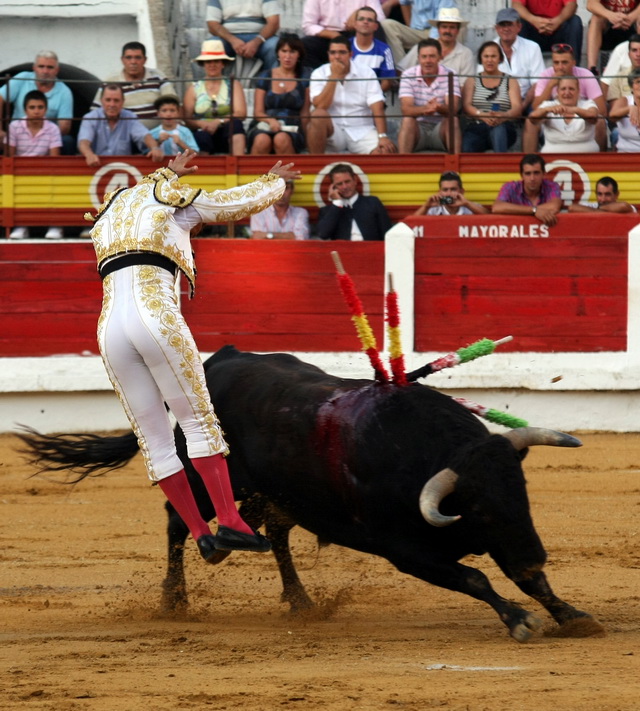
{"left": 350, "top": 6, "right": 396, "bottom": 92}
{"left": 301, "top": 0, "right": 387, "bottom": 70}
{"left": 182, "top": 40, "right": 247, "bottom": 156}
{"left": 77, "top": 84, "right": 163, "bottom": 167}
{"left": 0, "top": 50, "right": 73, "bottom": 154}
{"left": 249, "top": 180, "right": 310, "bottom": 238}
{"left": 523, "top": 43, "right": 606, "bottom": 152}
{"left": 512, "top": 0, "right": 583, "bottom": 62}
{"left": 413, "top": 170, "right": 489, "bottom": 215}
{"left": 381, "top": 0, "right": 456, "bottom": 67}
{"left": 602, "top": 33, "right": 640, "bottom": 104}
{"left": 397, "top": 38, "right": 461, "bottom": 153}
{"left": 92, "top": 42, "right": 178, "bottom": 129}
{"left": 248, "top": 34, "right": 310, "bottom": 154}
{"left": 399, "top": 7, "right": 475, "bottom": 78}
{"left": 492, "top": 153, "right": 562, "bottom": 226}
{"left": 150, "top": 96, "right": 200, "bottom": 156}
{"left": 602, "top": 36, "right": 634, "bottom": 88}
{"left": 462, "top": 41, "right": 522, "bottom": 153}
{"left": 568, "top": 175, "right": 637, "bottom": 212}
{"left": 317, "top": 163, "right": 392, "bottom": 240}
{"left": 586, "top": 0, "right": 640, "bottom": 74}
{"left": 609, "top": 66, "right": 640, "bottom": 150}
{"left": 7, "top": 90, "right": 63, "bottom": 240}
{"left": 529, "top": 76, "right": 599, "bottom": 152}
{"left": 492, "top": 7, "right": 545, "bottom": 111}
{"left": 307, "top": 36, "right": 396, "bottom": 154}
{"left": 206, "top": 0, "right": 280, "bottom": 71}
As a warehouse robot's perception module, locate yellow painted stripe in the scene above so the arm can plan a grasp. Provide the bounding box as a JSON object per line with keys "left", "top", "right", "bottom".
{"left": 7, "top": 170, "right": 640, "bottom": 209}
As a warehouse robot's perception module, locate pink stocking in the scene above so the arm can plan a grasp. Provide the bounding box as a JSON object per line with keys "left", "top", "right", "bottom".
{"left": 191, "top": 454, "right": 253, "bottom": 534}
{"left": 158, "top": 469, "right": 212, "bottom": 540}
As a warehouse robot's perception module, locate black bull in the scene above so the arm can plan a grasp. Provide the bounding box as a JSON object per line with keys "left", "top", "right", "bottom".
{"left": 20, "top": 345, "right": 603, "bottom": 642}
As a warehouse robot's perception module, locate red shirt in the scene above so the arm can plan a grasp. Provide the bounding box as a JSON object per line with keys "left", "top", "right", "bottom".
{"left": 517, "top": 0, "right": 573, "bottom": 18}
{"left": 601, "top": 0, "right": 639, "bottom": 11}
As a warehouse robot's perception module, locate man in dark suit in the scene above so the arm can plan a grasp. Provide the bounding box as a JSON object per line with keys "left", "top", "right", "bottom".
{"left": 317, "top": 163, "right": 392, "bottom": 240}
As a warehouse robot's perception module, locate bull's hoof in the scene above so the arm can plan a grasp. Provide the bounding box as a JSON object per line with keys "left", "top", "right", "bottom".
{"left": 510, "top": 613, "right": 543, "bottom": 643}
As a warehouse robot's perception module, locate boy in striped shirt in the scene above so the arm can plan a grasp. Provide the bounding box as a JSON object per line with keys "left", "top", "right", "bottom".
{"left": 7, "top": 90, "right": 63, "bottom": 239}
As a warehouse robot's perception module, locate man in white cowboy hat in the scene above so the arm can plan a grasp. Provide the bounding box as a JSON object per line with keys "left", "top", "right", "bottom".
{"left": 399, "top": 6, "right": 474, "bottom": 77}
{"left": 381, "top": 0, "right": 456, "bottom": 67}
{"left": 206, "top": 0, "right": 280, "bottom": 70}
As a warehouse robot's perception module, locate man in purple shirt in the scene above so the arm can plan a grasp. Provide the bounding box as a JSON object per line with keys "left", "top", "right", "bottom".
{"left": 523, "top": 43, "right": 607, "bottom": 151}
{"left": 492, "top": 153, "right": 562, "bottom": 226}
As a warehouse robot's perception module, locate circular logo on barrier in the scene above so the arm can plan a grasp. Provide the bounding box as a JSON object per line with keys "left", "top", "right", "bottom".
{"left": 89, "top": 162, "right": 143, "bottom": 209}
{"left": 545, "top": 159, "right": 591, "bottom": 205}
{"left": 313, "top": 161, "right": 371, "bottom": 207}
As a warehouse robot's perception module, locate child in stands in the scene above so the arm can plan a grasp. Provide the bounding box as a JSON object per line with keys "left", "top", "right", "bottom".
{"left": 7, "top": 90, "right": 63, "bottom": 239}
{"left": 150, "top": 95, "right": 199, "bottom": 156}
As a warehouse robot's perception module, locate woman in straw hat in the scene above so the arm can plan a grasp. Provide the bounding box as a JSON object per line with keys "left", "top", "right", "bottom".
{"left": 183, "top": 39, "right": 247, "bottom": 155}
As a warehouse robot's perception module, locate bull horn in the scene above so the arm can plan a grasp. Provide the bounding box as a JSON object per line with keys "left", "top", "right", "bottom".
{"left": 419, "top": 468, "right": 461, "bottom": 527}
{"left": 502, "top": 427, "right": 582, "bottom": 451}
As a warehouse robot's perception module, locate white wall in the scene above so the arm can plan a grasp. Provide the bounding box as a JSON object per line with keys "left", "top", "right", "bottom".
{"left": 0, "top": 1, "right": 156, "bottom": 79}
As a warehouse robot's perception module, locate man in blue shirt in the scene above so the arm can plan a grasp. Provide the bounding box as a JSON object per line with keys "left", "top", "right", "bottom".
{"left": 0, "top": 50, "right": 74, "bottom": 153}
{"left": 77, "top": 84, "right": 163, "bottom": 167}
{"left": 381, "top": 0, "right": 456, "bottom": 66}
{"left": 350, "top": 6, "right": 396, "bottom": 92}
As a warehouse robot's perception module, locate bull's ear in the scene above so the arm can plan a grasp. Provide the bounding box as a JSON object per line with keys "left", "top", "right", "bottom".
{"left": 502, "top": 427, "right": 582, "bottom": 451}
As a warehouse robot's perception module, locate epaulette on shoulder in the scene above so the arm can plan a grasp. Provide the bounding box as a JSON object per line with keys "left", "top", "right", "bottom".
{"left": 143, "top": 166, "right": 202, "bottom": 208}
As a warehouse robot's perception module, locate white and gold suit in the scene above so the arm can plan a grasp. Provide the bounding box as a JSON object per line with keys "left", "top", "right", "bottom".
{"left": 88, "top": 167, "right": 285, "bottom": 482}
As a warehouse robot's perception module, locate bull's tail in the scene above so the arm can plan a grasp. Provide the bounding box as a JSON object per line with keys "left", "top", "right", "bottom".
{"left": 16, "top": 426, "right": 140, "bottom": 483}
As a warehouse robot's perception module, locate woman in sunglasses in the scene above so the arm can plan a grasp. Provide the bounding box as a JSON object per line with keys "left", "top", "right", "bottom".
{"left": 461, "top": 41, "right": 522, "bottom": 153}
{"left": 183, "top": 39, "right": 247, "bottom": 155}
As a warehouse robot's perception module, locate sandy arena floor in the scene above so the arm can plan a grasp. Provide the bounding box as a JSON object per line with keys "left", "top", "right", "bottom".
{"left": 1, "top": 431, "right": 639, "bottom": 711}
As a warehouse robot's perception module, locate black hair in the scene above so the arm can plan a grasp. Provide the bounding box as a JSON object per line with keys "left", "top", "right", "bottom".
{"left": 596, "top": 176, "right": 619, "bottom": 193}
{"left": 276, "top": 34, "right": 306, "bottom": 75}
{"left": 328, "top": 35, "right": 351, "bottom": 52}
{"left": 477, "top": 40, "right": 504, "bottom": 64}
{"left": 417, "top": 38, "right": 442, "bottom": 55}
{"left": 154, "top": 95, "right": 180, "bottom": 110}
{"left": 328, "top": 163, "right": 356, "bottom": 181}
{"left": 519, "top": 153, "right": 545, "bottom": 173}
{"left": 122, "top": 41, "right": 146, "bottom": 57}
{"left": 23, "top": 89, "right": 48, "bottom": 110}
{"left": 439, "top": 171, "right": 462, "bottom": 188}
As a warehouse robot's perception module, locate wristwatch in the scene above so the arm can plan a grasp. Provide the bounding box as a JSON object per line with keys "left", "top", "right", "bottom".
{"left": 378, "top": 132, "right": 388, "bottom": 139}
{"left": 532, "top": 206, "right": 537, "bottom": 215}
{"left": 266, "top": 232, "right": 274, "bottom": 239}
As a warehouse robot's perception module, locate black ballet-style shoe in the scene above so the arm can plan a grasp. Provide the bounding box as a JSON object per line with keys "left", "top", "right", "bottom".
{"left": 196, "top": 534, "right": 219, "bottom": 562}
{"left": 214, "top": 526, "right": 272, "bottom": 553}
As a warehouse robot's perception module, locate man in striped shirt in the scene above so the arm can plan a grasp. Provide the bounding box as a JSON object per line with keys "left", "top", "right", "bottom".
{"left": 398, "top": 38, "right": 461, "bottom": 153}
{"left": 92, "top": 42, "right": 178, "bottom": 129}
{"left": 206, "top": 0, "right": 280, "bottom": 70}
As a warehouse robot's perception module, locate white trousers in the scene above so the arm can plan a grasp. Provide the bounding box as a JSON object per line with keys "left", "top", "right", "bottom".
{"left": 98, "top": 264, "right": 228, "bottom": 482}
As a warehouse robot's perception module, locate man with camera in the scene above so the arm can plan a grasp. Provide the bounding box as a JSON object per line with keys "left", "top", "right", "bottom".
{"left": 413, "top": 170, "right": 489, "bottom": 215}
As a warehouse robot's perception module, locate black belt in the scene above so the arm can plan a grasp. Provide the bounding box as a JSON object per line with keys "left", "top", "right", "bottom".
{"left": 99, "top": 253, "right": 177, "bottom": 279}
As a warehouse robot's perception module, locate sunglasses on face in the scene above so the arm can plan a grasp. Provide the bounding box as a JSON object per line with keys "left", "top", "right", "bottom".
{"left": 551, "top": 43, "right": 573, "bottom": 54}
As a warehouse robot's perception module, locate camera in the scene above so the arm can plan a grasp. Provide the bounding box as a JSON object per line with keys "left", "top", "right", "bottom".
{"left": 439, "top": 196, "right": 454, "bottom": 205}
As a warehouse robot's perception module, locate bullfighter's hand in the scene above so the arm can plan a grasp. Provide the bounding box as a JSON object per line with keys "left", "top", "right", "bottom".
{"left": 168, "top": 149, "right": 199, "bottom": 177}
{"left": 268, "top": 160, "right": 301, "bottom": 182}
